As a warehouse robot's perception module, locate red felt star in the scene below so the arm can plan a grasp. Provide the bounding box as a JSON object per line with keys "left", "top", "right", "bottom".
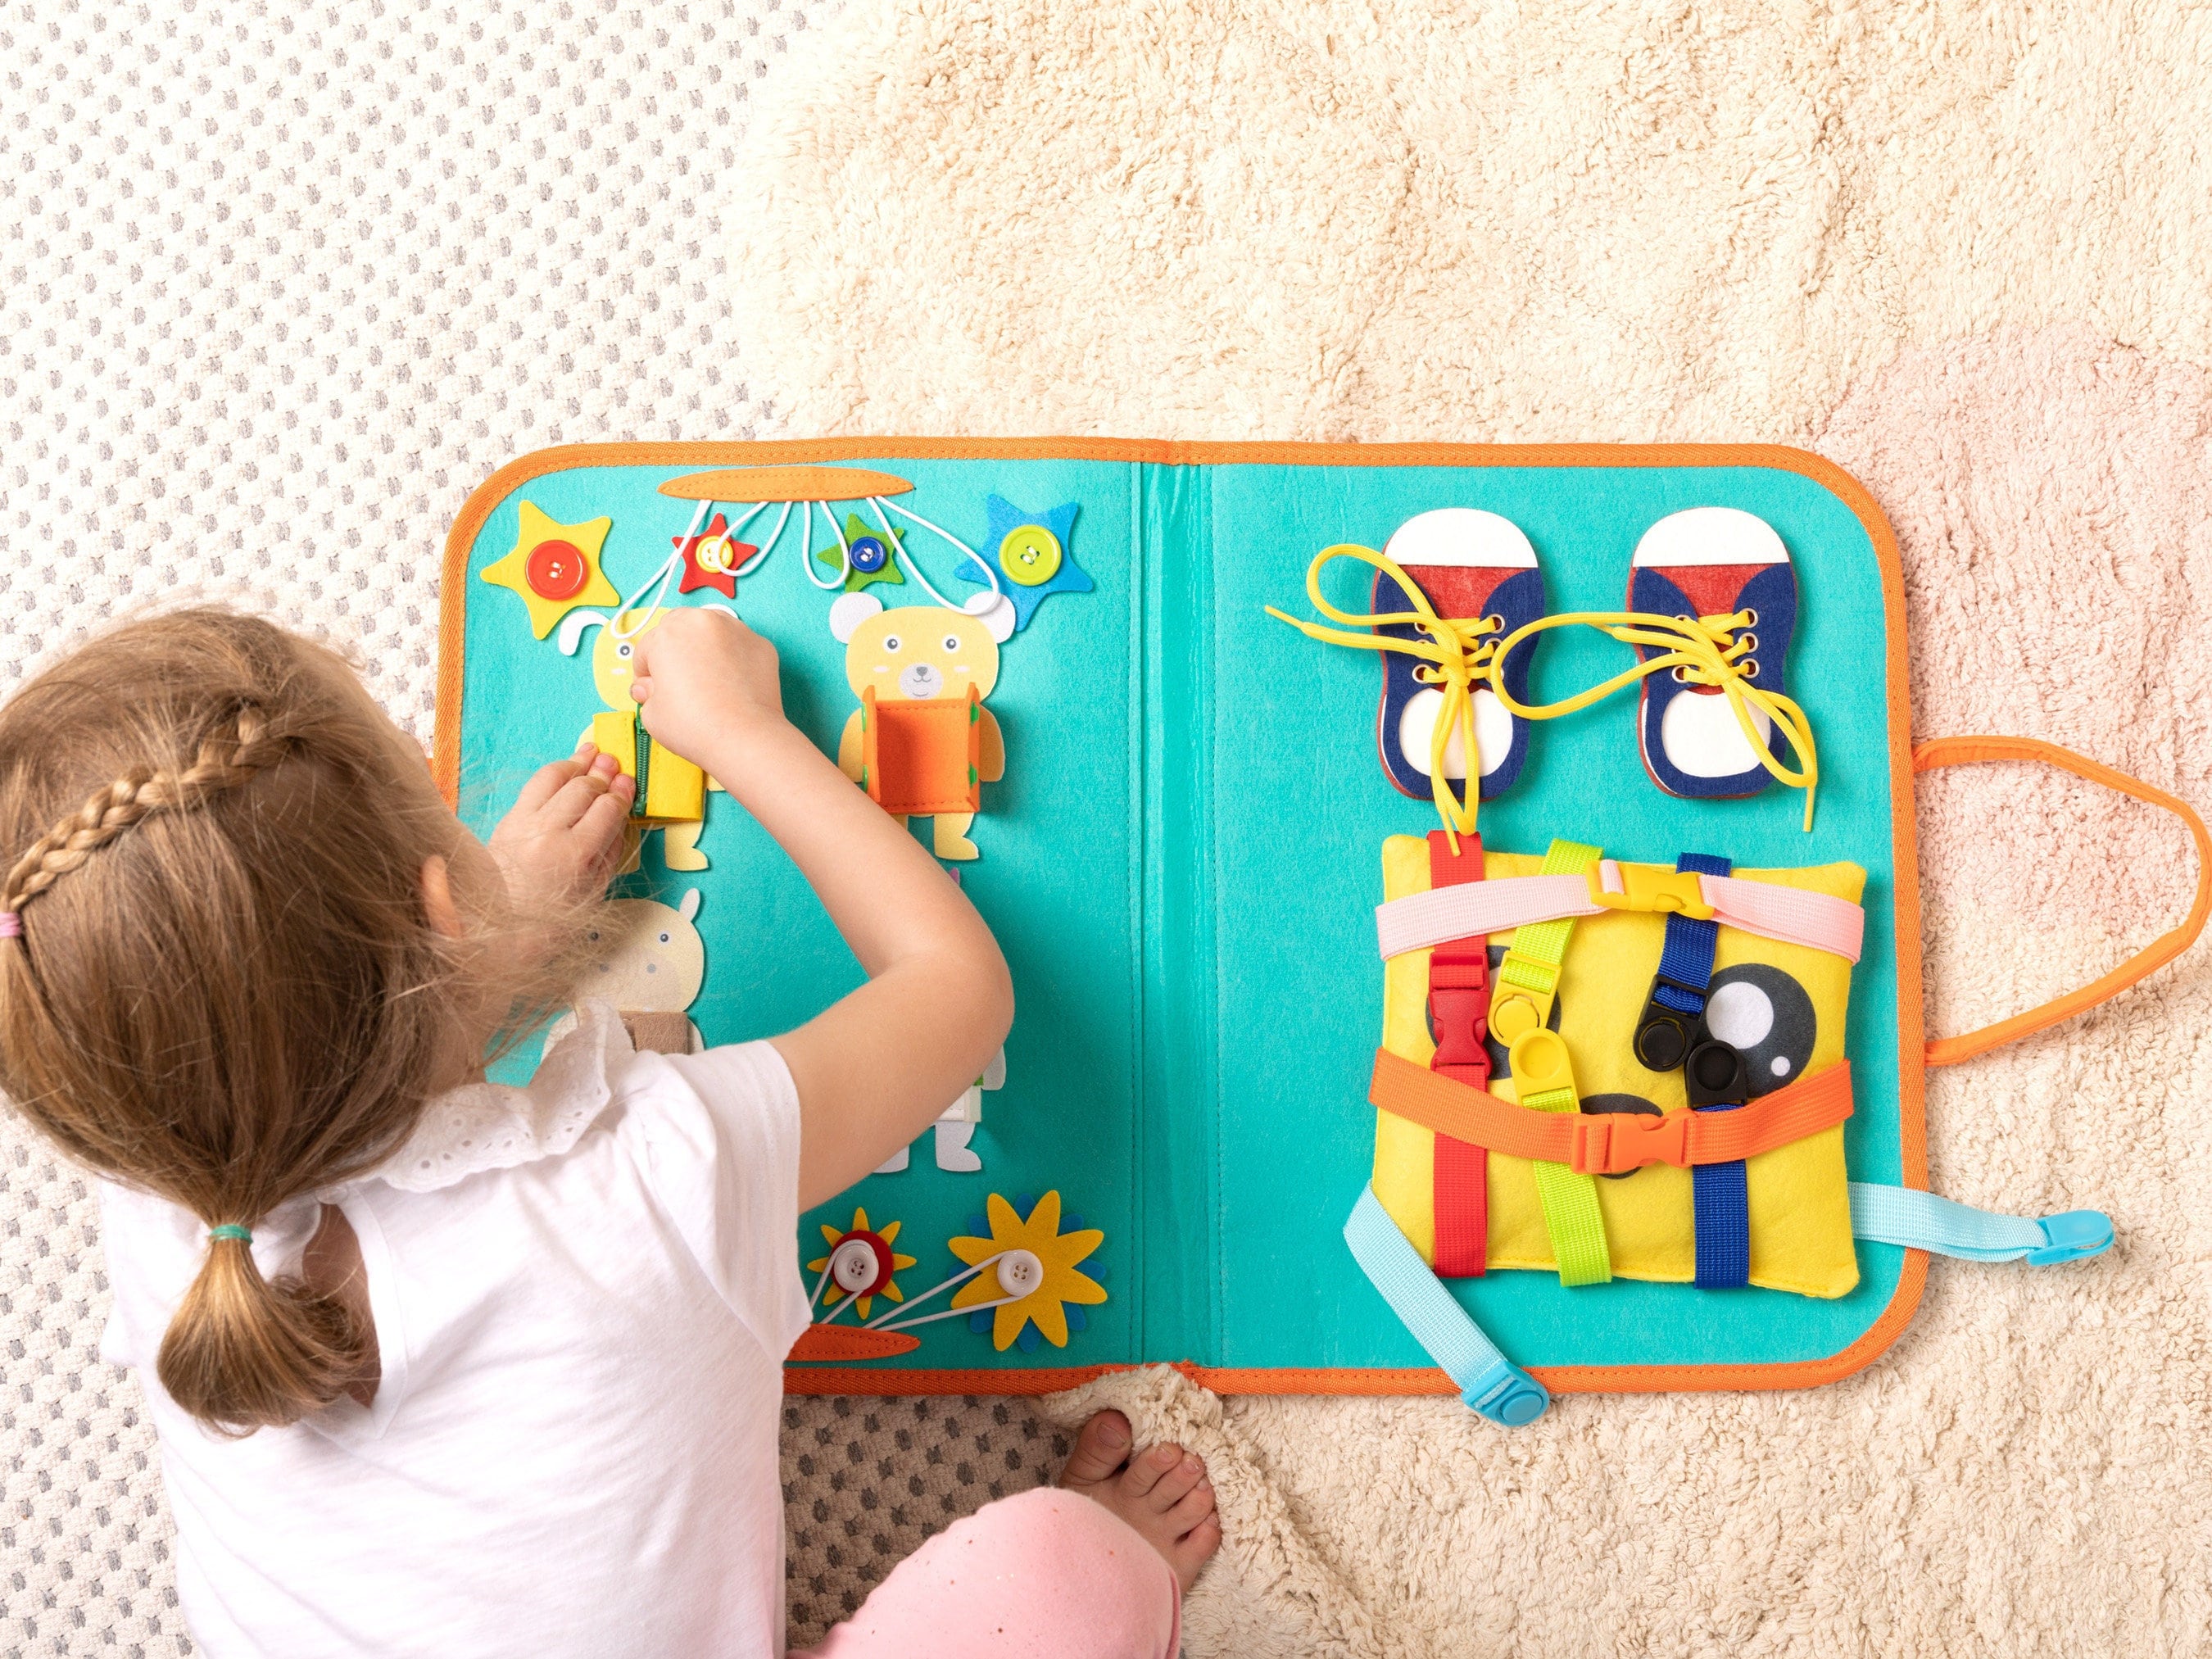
{"left": 673, "top": 514, "right": 755, "bottom": 599}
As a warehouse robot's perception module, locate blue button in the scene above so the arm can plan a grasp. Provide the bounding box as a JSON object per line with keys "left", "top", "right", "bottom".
{"left": 849, "top": 536, "right": 889, "bottom": 573}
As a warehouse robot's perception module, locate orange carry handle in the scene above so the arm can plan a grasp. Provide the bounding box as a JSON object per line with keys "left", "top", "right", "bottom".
{"left": 1915, "top": 736, "right": 2212, "bottom": 1067}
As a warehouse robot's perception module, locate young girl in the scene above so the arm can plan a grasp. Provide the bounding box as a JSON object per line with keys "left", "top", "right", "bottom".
{"left": 0, "top": 607, "right": 1217, "bottom": 1657}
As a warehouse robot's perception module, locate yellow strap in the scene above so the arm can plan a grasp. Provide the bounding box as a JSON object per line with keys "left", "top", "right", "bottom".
{"left": 1487, "top": 609, "right": 1820, "bottom": 831}
{"left": 1262, "top": 544, "right": 1499, "bottom": 847}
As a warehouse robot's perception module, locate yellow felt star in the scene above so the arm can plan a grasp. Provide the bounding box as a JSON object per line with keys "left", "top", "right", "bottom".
{"left": 805, "top": 1206, "right": 917, "bottom": 1321}
{"left": 948, "top": 1191, "right": 1107, "bottom": 1351}
{"left": 480, "top": 501, "right": 619, "bottom": 637}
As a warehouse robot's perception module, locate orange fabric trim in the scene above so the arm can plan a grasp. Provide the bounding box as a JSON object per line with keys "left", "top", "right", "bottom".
{"left": 1914, "top": 735, "right": 2212, "bottom": 1067}
{"left": 433, "top": 439, "right": 1927, "bottom": 1396}
{"left": 658, "top": 464, "right": 914, "bottom": 501}
{"left": 1369, "top": 1048, "right": 1853, "bottom": 1172}
{"left": 786, "top": 1324, "right": 923, "bottom": 1362}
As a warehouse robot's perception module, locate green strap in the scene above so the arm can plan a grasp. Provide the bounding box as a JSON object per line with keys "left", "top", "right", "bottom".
{"left": 1511, "top": 839, "right": 1612, "bottom": 1288}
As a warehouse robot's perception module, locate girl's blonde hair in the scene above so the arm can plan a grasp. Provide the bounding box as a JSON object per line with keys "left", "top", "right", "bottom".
{"left": 0, "top": 610, "right": 585, "bottom": 1431}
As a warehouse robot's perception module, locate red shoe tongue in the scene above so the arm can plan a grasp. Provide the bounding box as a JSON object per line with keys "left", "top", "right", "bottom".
{"left": 1646, "top": 562, "right": 1767, "bottom": 619}
{"left": 1398, "top": 562, "right": 1515, "bottom": 619}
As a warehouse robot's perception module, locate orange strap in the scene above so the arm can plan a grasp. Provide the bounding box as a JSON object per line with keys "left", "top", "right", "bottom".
{"left": 1369, "top": 1049, "right": 1854, "bottom": 1176}
{"left": 1915, "top": 737, "right": 2212, "bottom": 1067}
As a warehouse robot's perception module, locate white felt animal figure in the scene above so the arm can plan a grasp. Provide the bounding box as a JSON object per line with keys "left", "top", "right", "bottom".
{"left": 831, "top": 594, "right": 1011, "bottom": 861}
{"left": 549, "top": 889, "right": 706, "bottom": 1054}
{"left": 876, "top": 1047, "right": 1006, "bottom": 1174}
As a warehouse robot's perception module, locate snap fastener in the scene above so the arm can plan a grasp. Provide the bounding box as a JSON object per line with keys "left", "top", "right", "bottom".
{"left": 829, "top": 1237, "right": 882, "bottom": 1294}
{"left": 995, "top": 1249, "right": 1045, "bottom": 1298}
{"left": 998, "top": 525, "right": 1062, "bottom": 587}
{"left": 525, "top": 539, "right": 587, "bottom": 600}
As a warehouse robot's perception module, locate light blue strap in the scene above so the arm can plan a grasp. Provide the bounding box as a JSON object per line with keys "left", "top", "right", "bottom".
{"left": 1344, "top": 1186, "right": 1550, "bottom": 1426}
{"left": 1848, "top": 1183, "right": 2114, "bottom": 1265}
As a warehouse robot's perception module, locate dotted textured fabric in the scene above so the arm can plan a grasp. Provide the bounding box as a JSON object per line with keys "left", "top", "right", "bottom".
{"left": 0, "top": 3, "right": 1032, "bottom": 1654}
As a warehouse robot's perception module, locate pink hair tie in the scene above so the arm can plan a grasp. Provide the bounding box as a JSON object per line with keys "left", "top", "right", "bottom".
{"left": 0, "top": 912, "right": 20, "bottom": 940}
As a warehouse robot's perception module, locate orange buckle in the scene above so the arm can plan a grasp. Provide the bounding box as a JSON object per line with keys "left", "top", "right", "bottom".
{"left": 1569, "top": 1108, "right": 1691, "bottom": 1176}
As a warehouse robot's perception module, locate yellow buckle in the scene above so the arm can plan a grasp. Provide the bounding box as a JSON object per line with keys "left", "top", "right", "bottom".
{"left": 1506, "top": 1027, "right": 1577, "bottom": 1107}
{"left": 1488, "top": 950, "right": 1561, "bottom": 1044}
{"left": 1584, "top": 861, "right": 1715, "bottom": 920}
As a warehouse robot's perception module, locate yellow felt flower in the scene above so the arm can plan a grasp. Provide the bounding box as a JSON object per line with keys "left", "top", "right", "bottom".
{"left": 948, "top": 1191, "right": 1107, "bottom": 1351}
{"left": 805, "top": 1206, "right": 917, "bottom": 1321}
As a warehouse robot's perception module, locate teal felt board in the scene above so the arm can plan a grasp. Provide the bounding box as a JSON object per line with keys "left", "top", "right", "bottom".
{"left": 440, "top": 443, "right": 1918, "bottom": 1395}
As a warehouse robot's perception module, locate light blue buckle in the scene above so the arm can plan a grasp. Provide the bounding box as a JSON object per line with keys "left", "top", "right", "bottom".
{"left": 1343, "top": 1185, "right": 1550, "bottom": 1428}
{"left": 1462, "top": 1357, "right": 1551, "bottom": 1427}
{"left": 1850, "top": 1183, "right": 2116, "bottom": 1266}
{"left": 2024, "top": 1209, "right": 2115, "bottom": 1265}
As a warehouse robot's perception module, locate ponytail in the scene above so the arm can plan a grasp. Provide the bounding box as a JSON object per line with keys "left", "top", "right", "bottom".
{"left": 156, "top": 1223, "right": 370, "bottom": 1432}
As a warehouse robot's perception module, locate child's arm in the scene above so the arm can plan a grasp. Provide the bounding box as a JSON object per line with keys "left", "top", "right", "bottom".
{"left": 629, "top": 610, "right": 1013, "bottom": 1209}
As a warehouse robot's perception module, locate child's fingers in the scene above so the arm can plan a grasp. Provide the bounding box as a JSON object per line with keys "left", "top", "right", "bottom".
{"left": 512, "top": 742, "right": 595, "bottom": 813}
{"left": 538, "top": 760, "right": 619, "bottom": 829}
{"left": 573, "top": 775, "right": 634, "bottom": 857}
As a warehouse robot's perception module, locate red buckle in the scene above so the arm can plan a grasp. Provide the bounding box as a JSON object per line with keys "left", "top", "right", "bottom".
{"left": 1570, "top": 1109, "right": 1691, "bottom": 1176}
{"left": 1429, "top": 986, "right": 1490, "bottom": 1072}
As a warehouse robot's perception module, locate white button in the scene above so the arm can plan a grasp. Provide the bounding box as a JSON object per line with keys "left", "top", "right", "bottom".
{"left": 995, "top": 1249, "right": 1045, "bottom": 1298}
{"left": 830, "top": 1238, "right": 881, "bottom": 1294}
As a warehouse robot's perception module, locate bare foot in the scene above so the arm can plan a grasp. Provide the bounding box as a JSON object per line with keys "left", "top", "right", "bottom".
{"left": 1058, "top": 1409, "right": 1222, "bottom": 1593}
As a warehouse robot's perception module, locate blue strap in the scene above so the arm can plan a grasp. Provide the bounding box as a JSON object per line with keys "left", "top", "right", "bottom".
{"left": 1344, "top": 1187, "right": 1550, "bottom": 1426}
{"left": 1848, "top": 1184, "right": 2114, "bottom": 1263}
{"left": 1663, "top": 852, "right": 1748, "bottom": 1289}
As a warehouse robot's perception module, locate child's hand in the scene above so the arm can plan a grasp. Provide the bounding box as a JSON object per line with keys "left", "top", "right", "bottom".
{"left": 628, "top": 609, "right": 788, "bottom": 768}
{"left": 487, "top": 741, "right": 636, "bottom": 907}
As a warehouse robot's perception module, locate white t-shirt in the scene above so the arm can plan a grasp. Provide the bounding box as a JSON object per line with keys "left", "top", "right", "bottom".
{"left": 97, "top": 1002, "right": 814, "bottom": 1659}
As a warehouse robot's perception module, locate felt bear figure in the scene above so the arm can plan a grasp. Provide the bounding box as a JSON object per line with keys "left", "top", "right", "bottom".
{"left": 830, "top": 593, "right": 1010, "bottom": 861}
{"left": 558, "top": 604, "right": 732, "bottom": 873}
{"left": 549, "top": 888, "right": 707, "bottom": 1054}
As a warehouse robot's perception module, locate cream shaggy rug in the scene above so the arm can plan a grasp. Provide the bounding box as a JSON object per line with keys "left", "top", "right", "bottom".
{"left": 732, "top": 3, "right": 2212, "bottom": 1656}
{"left": 4, "top": 1, "right": 2211, "bottom": 1655}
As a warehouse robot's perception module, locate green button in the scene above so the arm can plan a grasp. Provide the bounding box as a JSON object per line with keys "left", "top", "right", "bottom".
{"left": 998, "top": 524, "right": 1062, "bottom": 587}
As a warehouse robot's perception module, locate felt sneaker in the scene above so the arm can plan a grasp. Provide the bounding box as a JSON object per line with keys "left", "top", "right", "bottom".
{"left": 1628, "top": 507, "right": 1799, "bottom": 799}
{"left": 1373, "top": 508, "right": 1546, "bottom": 805}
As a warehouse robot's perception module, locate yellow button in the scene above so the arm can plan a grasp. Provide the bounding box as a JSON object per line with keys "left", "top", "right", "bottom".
{"left": 999, "top": 525, "right": 1062, "bottom": 587}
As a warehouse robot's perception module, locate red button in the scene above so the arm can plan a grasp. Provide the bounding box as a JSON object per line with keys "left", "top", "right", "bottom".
{"left": 526, "top": 539, "right": 588, "bottom": 600}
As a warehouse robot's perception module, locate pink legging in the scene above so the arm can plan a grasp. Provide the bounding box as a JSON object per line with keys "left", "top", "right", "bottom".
{"left": 791, "top": 1486, "right": 1181, "bottom": 1659}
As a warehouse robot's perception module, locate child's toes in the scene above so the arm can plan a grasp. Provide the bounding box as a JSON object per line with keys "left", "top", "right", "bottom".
{"left": 1116, "top": 1441, "right": 1187, "bottom": 1501}
{"left": 1163, "top": 1475, "right": 1214, "bottom": 1533}
{"left": 1141, "top": 1452, "right": 1207, "bottom": 1514}
{"left": 1058, "top": 1411, "right": 1132, "bottom": 1489}
{"left": 1170, "top": 1509, "right": 1223, "bottom": 1591}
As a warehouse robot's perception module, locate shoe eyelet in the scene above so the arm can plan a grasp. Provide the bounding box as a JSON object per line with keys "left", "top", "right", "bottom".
{"left": 1742, "top": 608, "right": 1758, "bottom": 628}
{"left": 1482, "top": 613, "right": 1503, "bottom": 633}
{"left": 1671, "top": 666, "right": 1688, "bottom": 683}
{"left": 1743, "top": 660, "right": 1761, "bottom": 680}
{"left": 1741, "top": 632, "right": 1758, "bottom": 651}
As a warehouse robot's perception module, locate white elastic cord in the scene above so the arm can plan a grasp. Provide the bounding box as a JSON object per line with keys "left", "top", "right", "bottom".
{"left": 872, "top": 495, "right": 1004, "bottom": 611}
{"left": 610, "top": 495, "right": 714, "bottom": 639}
{"left": 872, "top": 1294, "right": 1021, "bottom": 1335}
{"left": 807, "top": 1259, "right": 836, "bottom": 1312}
{"left": 805, "top": 500, "right": 853, "bottom": 591}
{"left": 862, "top": 1252, "right": 1003, "bottom": 1329}
{"left": 691, "top": 497, "right": 782, "bottom": 581}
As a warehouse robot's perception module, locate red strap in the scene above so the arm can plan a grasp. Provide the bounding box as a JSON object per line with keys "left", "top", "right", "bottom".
{"left": 1426, "top": 831, "right": 1490, "bottom": 1277}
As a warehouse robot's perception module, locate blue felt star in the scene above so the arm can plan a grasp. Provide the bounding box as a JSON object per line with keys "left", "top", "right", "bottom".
{"left": 954, "top": 496, "right": 1090, "bottom": 631}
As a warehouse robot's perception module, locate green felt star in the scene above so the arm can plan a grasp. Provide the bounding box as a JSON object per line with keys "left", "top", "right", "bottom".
{"left": 814, "top": 515, "right": 908, "bottom": 594}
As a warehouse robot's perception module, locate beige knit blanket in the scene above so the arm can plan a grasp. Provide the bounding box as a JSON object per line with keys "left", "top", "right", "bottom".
{"left": 737, "top": 4, "right": 2212, "bottom": 1653}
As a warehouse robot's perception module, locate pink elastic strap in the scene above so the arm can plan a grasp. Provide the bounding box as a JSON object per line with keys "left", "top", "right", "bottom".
{"left": 0, "top": 912, "right": 20, "bottom": 940}
{"left": 1698, "top": 874, "right": 1865, "bottom": 963}
{"left": 1375, "top": 871, "right": 1863, "bottom": 963}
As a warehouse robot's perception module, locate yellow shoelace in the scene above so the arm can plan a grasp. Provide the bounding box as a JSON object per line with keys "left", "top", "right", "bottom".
{"left": 1266, "top": 546, "right": 1820, "bottom": 836}
{"left": 1262, "top": 543, "right": 1498, "bottom": 845}
{"left": 1487, "top": 610, "right": 1818, "bottom": 830}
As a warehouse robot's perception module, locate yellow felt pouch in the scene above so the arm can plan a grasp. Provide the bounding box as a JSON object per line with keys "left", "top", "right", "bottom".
{"left": 591, "top": 709, "right": 706, "bottom": 824}
{"left": 1371, "top": 838, "right": 1865, "bottom": 1298}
